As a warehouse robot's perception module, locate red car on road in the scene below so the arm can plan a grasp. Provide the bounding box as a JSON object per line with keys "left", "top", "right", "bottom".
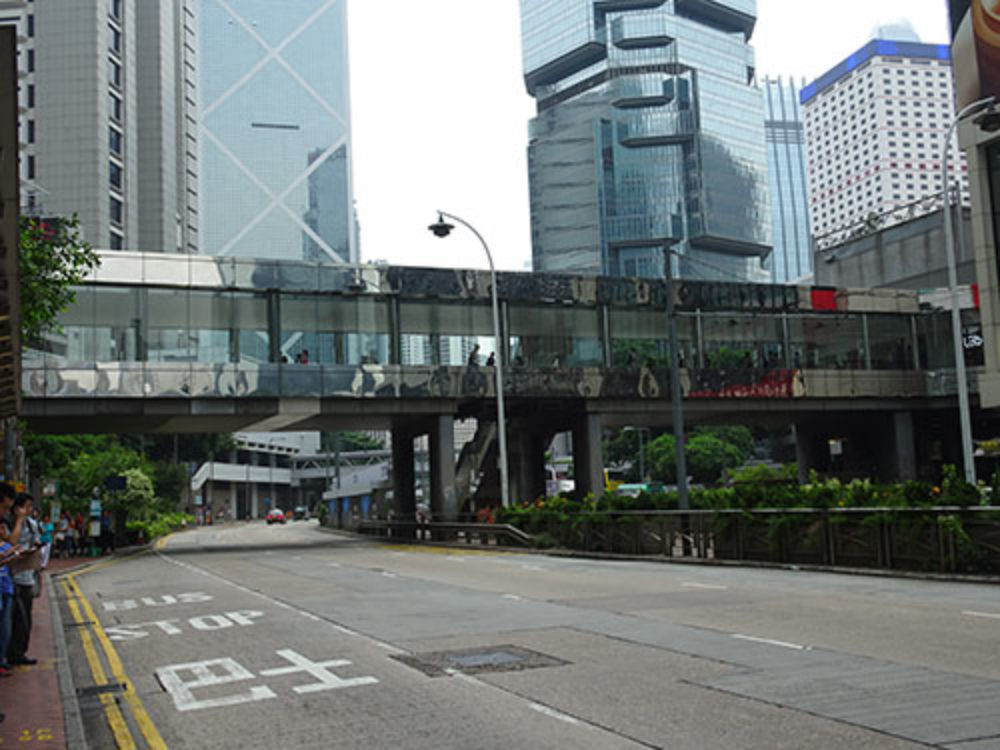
{"left": 266, "top": 508, "right": 286, "bottom": 525}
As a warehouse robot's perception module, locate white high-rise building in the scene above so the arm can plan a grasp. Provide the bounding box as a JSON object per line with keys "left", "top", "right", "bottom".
{"left": 3, "top": 0, "right": 199, "bottom": 252}
{"left": 803, "top": 37, "right": 969, "bottom": 240}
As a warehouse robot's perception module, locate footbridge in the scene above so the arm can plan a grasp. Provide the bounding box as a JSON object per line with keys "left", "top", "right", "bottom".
{"left": 21, "top": 252, "right": 979, "bottom": 515}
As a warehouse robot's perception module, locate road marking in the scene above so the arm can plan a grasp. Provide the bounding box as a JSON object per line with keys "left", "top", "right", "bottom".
{"left": 327, "top": 562, "right": 341, "bottom": 568}
{"left": 502, "top": 594, "right": 522, "bottom": 601}
{"left": 963, "top": 610, "right": 1000, "bottom": 620}
{"left": 380, "top": 571, "right": 397, "bottom": 578}
{"left": 259, "top": 649, "right": 378, "bottom": 694}
{"left": 682, "top": 582, "right": 728, "bottom": 590}
{"left": 521, "top": 565, "right": 544, "bottom": 572}
{"left": 61, "top": 579, "right": 140, "bottom": 750}
{"left": 156, "top": 658, "right": 277, "bottom": 712}
{"left": 65, "top": 573, "right": 169, "bottom": 749}
{"left": 158, "top": 553, "right": 406, "bottom": 654}
{"left": 530, "top": 703, "right": 583, "bottom": 726}
{"left": 732, "top": 634, "right": 809, "bottom": 651}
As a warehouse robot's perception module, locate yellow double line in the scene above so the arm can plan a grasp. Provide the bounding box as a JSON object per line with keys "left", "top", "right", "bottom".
{"left": 60, "top": 556, "right": 167, "bottom": 750}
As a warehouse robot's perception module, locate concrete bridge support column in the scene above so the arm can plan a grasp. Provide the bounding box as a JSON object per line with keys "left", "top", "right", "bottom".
{"left": 429, "top": 415, "right": 457, "bottom": 521}
{"left": 391, "top": 429, "right": 417, "bottom": 522}
{"left": 891, "top": 411, "right": 917, "bottom": 481}
{"left": 509, "top": 428, "right": 548, "bottom": 504}
{"left": 573, "top": 414, "right": 605, "bottom": 500}
{"left": 229, "top": 483, "right": 237, "bottom": 521}
{"left": 795, "top": 423, "right": 825, "bottom": 484}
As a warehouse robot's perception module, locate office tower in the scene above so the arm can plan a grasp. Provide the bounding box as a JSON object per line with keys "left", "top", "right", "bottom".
{"left": 520, "top": 0, "right": 771, "bottom": 281}
{"left": 6, "top": 0, "right": 198, "bottom": 251}
{"left": 802, "top": 37, "right": 967, "bottom": 239}
{"left": 197, "top": 0, "right": 356, "bottom": 262}
{"left": 763, "top": 76, "right": 812, "bottom": 283}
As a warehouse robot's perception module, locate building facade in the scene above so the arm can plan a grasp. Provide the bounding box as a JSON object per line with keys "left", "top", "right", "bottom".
{"left": 802, "top": 39, "right": 968, "bottom": 240}
{"left": 3, "top": 0, "right": 198, "bottom": 252}
{"left": 763, "top": 76, "right": 812, "bottom": 283}
{"left": 520, "top": 0, "right": 771, "bottom": 282}
{"left": 196, "top": 0, "right": 356, "bottom": 262}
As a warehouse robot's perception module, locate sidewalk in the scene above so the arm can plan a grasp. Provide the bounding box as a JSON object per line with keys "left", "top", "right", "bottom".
{"left": 1, "top": 556, "right": 91, "bottom": 749}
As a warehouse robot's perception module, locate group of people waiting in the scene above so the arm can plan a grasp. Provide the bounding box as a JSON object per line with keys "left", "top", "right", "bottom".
{"left": 0, "top": 483, "right": 45, "bottom": 723}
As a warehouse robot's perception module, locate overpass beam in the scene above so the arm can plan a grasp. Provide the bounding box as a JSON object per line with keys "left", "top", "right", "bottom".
{"left": 429, "top": 415, "right": 457, "bottom": 521}
{"left": 573, "top": 414, "right": 605, "bottom": 500}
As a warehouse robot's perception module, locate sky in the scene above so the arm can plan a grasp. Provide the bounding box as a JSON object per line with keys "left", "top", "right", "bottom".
{"left": 348, "top": 0, "right": 952, "bottom": 272}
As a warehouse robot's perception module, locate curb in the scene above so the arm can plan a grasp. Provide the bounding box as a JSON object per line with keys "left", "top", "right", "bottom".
{"left": 47, "top": 572, "right": 88, "bottom": 750}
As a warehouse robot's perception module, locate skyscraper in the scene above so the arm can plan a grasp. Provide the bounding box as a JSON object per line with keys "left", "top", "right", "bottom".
{"left": 6, "top": 0, "right": 198, "bottom": 252}
{"left": 196, "top": 0, "right": 356, "bottom": 262}
{"left": 802, "top": 37, "right": 967, "bottom": 239}
{"left": 763, "top": 76, "right": 812, "bottom": 283}
{"left": 520, "top": 0, "right": 771, "bottom": 281}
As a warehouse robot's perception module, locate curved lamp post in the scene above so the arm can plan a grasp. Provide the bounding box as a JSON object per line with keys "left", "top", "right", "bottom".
{"left": 428, "top": 212, "right": 510, "bottom": 508}
{"left": 942, "top": 95, "right": 996, "bottom": 484}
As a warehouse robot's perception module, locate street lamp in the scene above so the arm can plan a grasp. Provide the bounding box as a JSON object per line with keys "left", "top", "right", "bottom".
{"left": 942, "top": 95, "right": 996, "bottom": 484}
{"left": 428, "top": 212, "right": 510, "bottom": 508}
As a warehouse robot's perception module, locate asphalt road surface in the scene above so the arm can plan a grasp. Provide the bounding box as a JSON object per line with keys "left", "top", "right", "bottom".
{"left": 59, "top": 521, "right": 1000, "bottom": 749}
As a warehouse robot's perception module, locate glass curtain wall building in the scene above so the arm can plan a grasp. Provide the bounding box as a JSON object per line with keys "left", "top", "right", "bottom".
{"left": 520, "top": 0, "right": 771, "bottom": 281}
{"left": 763, "top": 76, "right": 812, "bottom": 283}
{"left": 196, "top": 0, "right": 356, "bottom": 262}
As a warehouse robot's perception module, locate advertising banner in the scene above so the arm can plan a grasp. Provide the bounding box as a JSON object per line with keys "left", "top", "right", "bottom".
{"left": 951, "top": 0, "right": 1000, "bottom": 107}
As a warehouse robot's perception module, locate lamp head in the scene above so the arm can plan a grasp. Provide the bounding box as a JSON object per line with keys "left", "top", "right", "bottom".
{"left": 428, "top": 214, "right": 454, "bottom": 238}
{"left": 974, "top": 108, "right": 1000, "bottom": 133}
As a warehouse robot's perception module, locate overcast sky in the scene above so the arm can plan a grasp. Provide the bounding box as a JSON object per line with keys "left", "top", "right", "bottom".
{"left": 348, "top": 0, "right": 951, "bottom": 271}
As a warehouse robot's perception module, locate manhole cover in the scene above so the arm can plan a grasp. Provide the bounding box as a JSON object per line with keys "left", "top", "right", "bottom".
{"left": 392, "top": 645, "right": 568, "bottom": 677}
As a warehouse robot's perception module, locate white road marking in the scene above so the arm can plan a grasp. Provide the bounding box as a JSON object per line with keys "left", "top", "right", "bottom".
{"left": 327, "top": 562, "right": 341, "bottom": 568}
{"left": 682, "top": 582, "right": 728, "bottom": 590}
{"left": 502, "top": 594, "right": 522, "bottom": 601}
{"left": 381, "top": 571, "right": 397, "bottom": 579}
{"left": 259, "top": 649, "right": 377, "bottom": 694}
{"left": 529, "top": 703, "right": 583, "bottom": 726}
{"left": 446, "top": 556, "right": 465, "bottom": 563}
{"left": 521, "top": 565, "right": 544, "bottom": 572}
{"left": 156, "top": 658, "right": 277, "bottom": 712}
{"left": 732, "top": 634, "right": 809, "bottom": 651}
{"left": 157, "top": 553, "right": 406, "bottom": 654}
{"left": 963, "top": 610, "right": 1000, "bottom": 620}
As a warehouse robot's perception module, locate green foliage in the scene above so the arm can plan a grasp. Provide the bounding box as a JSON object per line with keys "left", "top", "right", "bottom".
{"left": 691, "top": 425, "right": 755, "bottom": 459}
{"left": 19, "top": 215, "right": 100, "bottom": 343}
{"left": 939, "top": 464, "right": 981, "bottom": 508}
{"left": 685, "top": 434, "right": 745, "bottom": 484}
{"left": 647, "top": 433, "right": 678, "bottom": 483}
{"left": 57, "top": 442, "right": 153, "bottom": 510}
{"left": 126, "top": 512, "right": 194, "bottom": 544}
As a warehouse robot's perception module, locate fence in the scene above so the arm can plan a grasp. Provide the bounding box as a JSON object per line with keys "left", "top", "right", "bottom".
{"left": 518, "top": 507, "right": 1000, "bottom": 574}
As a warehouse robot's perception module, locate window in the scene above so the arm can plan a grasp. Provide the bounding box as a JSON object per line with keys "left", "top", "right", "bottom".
{"left": 27, "top": 154, "right": 34, "bottom": 179}
{"left": 111, "top": 0, "right": 121, "bottom": 20}
{"left": 110, "top": 26, "right": 121, "bottom": 55}
{"left": 26, "top": 14, "right": 33, "bottom": 37}
{"left": 110, "top": 196, "right": 123, "bottom": 225}
{"left": 27, "top": 49, "right": 33, "bottom": 72}
{"left": 109, "top": 232, "right": 123, "bottom": 250}
{"left": 109, "top": 161, "right": 122, "bottom": 190}
{"left": 109, "top": 59, "right": 121, "bottom": 88}
{"left": 108, "top": 127, "right": 122, "bottom": 155}
{"left": 109, "top": 93, "right": 122, "bottom": 122}
{"left": 26, "top": 119, "right": 34, "bottom": 143}
{"left": 27, "top": 84, "right": 34, "bottom": 108}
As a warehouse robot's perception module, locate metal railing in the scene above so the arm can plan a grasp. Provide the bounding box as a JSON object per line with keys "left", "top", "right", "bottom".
{"left": 508, "top": 507, "right": 1000, "bottom": 574}
{"left": 358, "top": 520, "right": 533, "bottom": 548}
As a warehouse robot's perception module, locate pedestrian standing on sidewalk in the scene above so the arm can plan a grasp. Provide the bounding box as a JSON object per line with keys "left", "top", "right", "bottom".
{"left": 7, "top": 493, "right": 40, "bottom": 666}
{"left": 0, "top": 482, "right": 20, "bottom": 678}
{"left": 38, "top": 514, "right": 53, "bottom": 569}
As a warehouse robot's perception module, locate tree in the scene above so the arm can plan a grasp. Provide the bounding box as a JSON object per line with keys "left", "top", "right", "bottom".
{"left": 647, "top": 432, "right": 747, "bottom": 485}
{"left": 691, "top": 425, "right": 755, "bottom": 461}
{"left": 19, "top": 215, "right": 100, "bottom": 343}
{"left": 320, "top": 431, "right": 385, "bottom": 452}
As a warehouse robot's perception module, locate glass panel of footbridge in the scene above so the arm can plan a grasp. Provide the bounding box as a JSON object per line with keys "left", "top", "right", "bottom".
{"left": 509, "top": 304, "right": 603, "bottom": 367}
{"left": 699, "top": 313, "right": 786, "bottom": 370}
{"left": 398, "top": 301, "right": 495, "bottom": 366}
{"left": 607, "top": 307, "right": 695, "bottom": 368}
{"left": 280, "top": 294, "right": 391, "bottom": 366}
{"left": 867, "top": 313, "right": 915, "bottom": 370}
{"left": 787, "top": 314, "right": 865, "bottom": 370}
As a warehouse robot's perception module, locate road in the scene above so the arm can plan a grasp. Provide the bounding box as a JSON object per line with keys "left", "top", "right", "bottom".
{"left": 59, "top": 521, "right": 1000, "bottom": 749}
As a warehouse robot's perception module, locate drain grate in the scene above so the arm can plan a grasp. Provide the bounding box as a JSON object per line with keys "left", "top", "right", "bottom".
{"left": 77, "top": 683, "right": 126, "bottom": 699}
{"left": 392, "top": 645, "right": 568, "bottom": 678}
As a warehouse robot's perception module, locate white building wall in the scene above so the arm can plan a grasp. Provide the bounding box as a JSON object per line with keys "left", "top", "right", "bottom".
{"left": 804, "top": 54, "right": 968, "bottom": 239}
